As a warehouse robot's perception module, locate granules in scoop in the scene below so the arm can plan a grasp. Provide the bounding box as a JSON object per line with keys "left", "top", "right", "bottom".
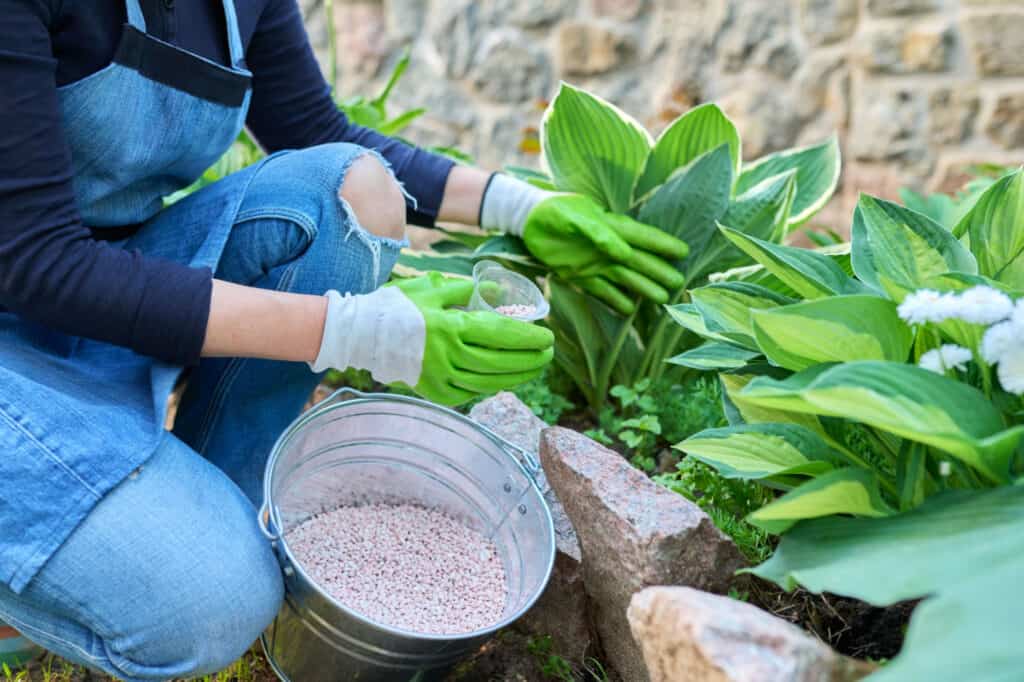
{"left": 285, "top": 503, "right": 508, "bottom": 635}
{"left": 494, "top": 303, "right": 537, "bottom": 318}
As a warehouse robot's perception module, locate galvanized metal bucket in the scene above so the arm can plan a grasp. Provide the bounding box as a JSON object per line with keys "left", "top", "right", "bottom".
{"left": 258, "top": 389, "right": 556, "bottom": 682}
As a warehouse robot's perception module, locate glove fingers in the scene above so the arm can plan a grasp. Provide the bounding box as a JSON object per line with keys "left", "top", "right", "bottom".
{"left": 450, "top": 366, "right": 546, "bottom": 395}
{"left": 436, "top": 277, "right": 477, "bottom": 307}
{"left": 578, "top": 277, "right": 636, "bottom": 315}
{"left": 611, "top": 215, "right": 690, "bottom": 259}
{"left": 621, "top": 249, "right": 686, "bottom": 290}
{"left": 452, "top": 343, "right": 554, "bottom": 374}
{"left": 575, "top": 219, "right": 633, "bottom": 261}
{"left": 604, "top": 266, "right": 670, "bottom": 304}
{"left": 459, "top": 313, "right": 555, "bottom": 351}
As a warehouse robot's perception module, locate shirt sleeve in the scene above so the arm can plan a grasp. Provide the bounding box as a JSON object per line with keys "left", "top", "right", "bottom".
{"left": 244, "top": 0, "right": 455, "bottom": 227}
{"left": 0, "top": 0, "right": 212, "bottom": 366}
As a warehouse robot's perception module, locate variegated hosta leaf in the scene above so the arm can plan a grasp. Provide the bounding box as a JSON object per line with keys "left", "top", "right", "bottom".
{"left": 634, "top": 103, "right": 741, "bottom": 200}
{"left": 752, "top": 486, "right": 1024, "bottom": 682}
{"left": 541, "top": 82, "right": 652, "bottom": 213}
{"left": 747, "top": 468, "right": 893, "bottom": 534}
{"left": 740, "top": 361, "right": 1024, "bottom": 483}
{"left": 953, "top": 167, "right": 1024, "bottom": 289}
{"left": 678, "top": 422, "right": 839, "bottom": 485}
{"left": 690, "top": 282, "right": 795, "bottom": 350}
{"left": 720, "top": 227, "right": 868, "bottom": 299}
{"left": 735, "top": 135, "right": 841, "bottom": 227}
{"left": 667, "top": 342, "right": 760, "bottom": 371}
{"left": 750, "top": 295, "right": 914, "bottom": 371}
{"left": 852, "top": 195, "right": 978, "bottom": 300}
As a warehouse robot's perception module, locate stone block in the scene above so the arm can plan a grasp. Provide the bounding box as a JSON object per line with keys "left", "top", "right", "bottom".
{"left": 472, "top": 30, "right": 552, "bottom": 104}
{"left": 556, "top": 21, "right": 635, "bottom": 76}
{"left": 928, "top": 87, "right": 980, "bottom": 145}
{"left": 856, "top": 24, "right": 954, "bottom": 74}
{"left": 986, "top": 93, "right": 1024, "bottom": 149}
{"left": 800, "top": 0, "right": 859, "bottom": 46}
{"left": 628, "top": 587, "right": 876, "bottom": 682}
{"left": 540, "top": 427, "right": 745, "bottom": 682}
{"left": 965, "top": 11, "right": 1024, "bottom": 76}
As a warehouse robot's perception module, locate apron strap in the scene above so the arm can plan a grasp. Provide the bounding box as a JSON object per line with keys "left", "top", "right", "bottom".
{"left": 125, "top": 0, "right": 147, "bottom": 32}
{"left": 222, "top": 0, "right": 246, "bottom": 69}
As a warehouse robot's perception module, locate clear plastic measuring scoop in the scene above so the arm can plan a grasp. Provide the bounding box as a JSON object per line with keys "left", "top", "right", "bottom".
{"left": 468, "top": 260, "right": 549, "bottom": 322}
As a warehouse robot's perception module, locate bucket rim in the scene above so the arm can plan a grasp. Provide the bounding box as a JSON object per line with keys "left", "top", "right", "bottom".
{"left": 258, "top": 388, "right": 557, "bottom": 642}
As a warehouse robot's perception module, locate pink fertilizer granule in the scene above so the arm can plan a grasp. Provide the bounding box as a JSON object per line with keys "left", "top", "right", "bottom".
{"left": 494, "top": 303, "right": 537, "bottom": 318}
{"left": 285, "top": 504, "right": 508, "bottom": 635}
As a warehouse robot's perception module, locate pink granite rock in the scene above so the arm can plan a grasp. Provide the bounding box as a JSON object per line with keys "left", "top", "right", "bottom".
{"left": 540, "top": 427, "right": 746, "bottom": 682}
{"left": 628, "top": 587, "right": 874, "bottom": 682}
{"left": 470, "top": 394, "right": 591, "bottom": 661}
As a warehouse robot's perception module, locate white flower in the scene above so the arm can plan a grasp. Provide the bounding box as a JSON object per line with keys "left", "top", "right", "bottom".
{"left": 981, "top": 321, "right": 1020, "bottom": 365}
{"left": 919, "top": 344, "right": 973, "bottom": 374}
{"left": 952, "top": 286, "right": 1014, "bottom": 325}
{"left": 1012, "top": 299, "right": 1024, "bottom": 330}
{"left": 898, "top": 290, "right": 961, "bottom": 325}
{"left": 997, "top": 346, "right": 1024, "bottom": 395}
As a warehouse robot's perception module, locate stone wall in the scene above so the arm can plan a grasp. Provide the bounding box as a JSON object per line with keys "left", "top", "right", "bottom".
{"left": 303, "top": 0, "right": 1024, "bottom": 229}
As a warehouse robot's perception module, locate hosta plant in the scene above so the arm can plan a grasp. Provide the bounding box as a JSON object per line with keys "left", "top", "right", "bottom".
{"left": 404, "top": 84, "right": 841, "bottom": 410}
{"left": 670, "top": 167, "right": 1024, "bottom": 681}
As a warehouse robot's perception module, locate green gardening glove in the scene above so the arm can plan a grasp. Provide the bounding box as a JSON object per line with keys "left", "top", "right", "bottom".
{"left": 522, "top": 195, "right": 689, "bottom": 314}
{"left": 479, "top": 174, "right": 689, "bottom": 315}
{"left": 389, "top": 274, "right": 554, "bottom": 405}
{"left": 311, "top": 272, "right": 554, "bottom": 406}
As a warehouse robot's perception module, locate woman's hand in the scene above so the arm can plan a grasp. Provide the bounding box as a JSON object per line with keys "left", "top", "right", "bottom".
{"left": 522, "top": 194, "right": 688, "bottom": 314}
{"left": 475, "top": 172, "right": 689, "bottom": 315}
{"left": 311, "top": 272, "right": 554, "bottom": 406}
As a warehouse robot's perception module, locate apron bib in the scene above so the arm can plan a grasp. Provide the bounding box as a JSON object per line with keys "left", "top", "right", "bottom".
{"left": 0, "top": 0, "right": 266, "bottom": 593}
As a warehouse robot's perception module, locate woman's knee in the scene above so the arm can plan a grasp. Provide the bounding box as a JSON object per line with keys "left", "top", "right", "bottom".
{"left": 339, "top": 152, "right": 407, "bottom": 242}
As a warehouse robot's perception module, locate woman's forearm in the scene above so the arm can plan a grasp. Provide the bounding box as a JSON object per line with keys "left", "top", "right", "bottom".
{"left": 201, "top": 279, "right": 327, "bottom": 363}
{"left": 437, "top": 165, "right": 491, "bottom": 226}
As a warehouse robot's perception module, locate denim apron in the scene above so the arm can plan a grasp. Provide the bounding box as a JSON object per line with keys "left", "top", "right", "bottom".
{"left": 0, "top": 0, "right": 265, "bottom": 593}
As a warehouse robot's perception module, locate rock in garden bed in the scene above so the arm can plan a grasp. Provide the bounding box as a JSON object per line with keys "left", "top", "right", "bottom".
{"left": 627, "top": 586, "right": 876, "bottom": 682}
{"left": 540, "top": 427, "right": 746, "bottom": 682}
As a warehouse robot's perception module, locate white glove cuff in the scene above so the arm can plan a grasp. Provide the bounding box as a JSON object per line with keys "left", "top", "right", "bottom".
{"left": 480, "top": 173, "right": 550, "bottom": 237}
{"left": 310, "top": 287, "right": 426, "bottom": 386}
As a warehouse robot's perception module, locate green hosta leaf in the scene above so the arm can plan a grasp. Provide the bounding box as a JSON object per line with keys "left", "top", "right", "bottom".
{"left": 664, "top": 303, "right": 735, "bottom": 345}
{"left": 751, "top": 486, "right": 1024, "bottom": 682}
{"left": 668, "top": 342, "right": 760, "bottom": 370}
{"left": 394, "top": 249, "right": 475, "bottom": 277}
{"left": 635, "top": 103, "right": 741, "bottom": 199}
{"left": 547, "top": 278, "right": 641, "bottom": 408}
{"left": 720, "top": 227, "right": 868, "bottom": 299}
{"left": 720, "top": 373, "right": 829, "bottom": 436}
{"left": 751, "top": 295, "right": 913, "bottom": 371}
{"left": 741, "top": 361, "right": 1024, "bottom": 483}
{"left": 636, "top": 145, "right": 733, "bottom": 268}
{"left": 691, "top": 283, "right": 794, "bottom": 350}
{"left": 748, "top": 468, "right": 893, "bottom": 534}
{"left": 541, "top": 83, "right": 652, "bottom": 213}
{"left": 899, "top": 187, "right": 960, "bottom": 230}
{"left": 852, "top": 195, "right": 978, "bottom": 300}
{"left": 683, "top": 171, "right": 797, "bottom": 284}
{"left": 953, "top": 167, "right": 1024, "bottom": 288}
{"left": 678, "top": 423, "right": 838, "bottom": 484}
{"left": 736, "top": 136, "right": 841, "bottom": 227}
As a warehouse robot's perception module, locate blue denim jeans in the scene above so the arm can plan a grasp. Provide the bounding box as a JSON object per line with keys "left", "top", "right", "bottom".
{"left": 0, "top": 143, "right": 407, "bottom": 680}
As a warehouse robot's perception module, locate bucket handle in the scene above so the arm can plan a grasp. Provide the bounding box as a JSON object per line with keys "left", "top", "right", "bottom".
{"left": 313, "top": 386, "right": 545, "bottom": 480}
{"left": 258, "top": 501, "right": 279, "bottom": 542}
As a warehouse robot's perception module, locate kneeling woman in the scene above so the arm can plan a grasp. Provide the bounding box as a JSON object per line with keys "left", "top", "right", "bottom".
{"left": 0, "top": 0, "right": 687, "bottom": 678}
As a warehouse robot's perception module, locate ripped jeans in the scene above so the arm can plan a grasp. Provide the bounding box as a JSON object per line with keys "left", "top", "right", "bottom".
{"left": 0, "top": 143, "right": 407, "bottom": 680}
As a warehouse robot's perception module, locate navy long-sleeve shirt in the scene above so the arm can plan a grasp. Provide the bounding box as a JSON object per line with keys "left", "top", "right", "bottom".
{"left": 0, "top": 0, "right": 455, "bottom": 366}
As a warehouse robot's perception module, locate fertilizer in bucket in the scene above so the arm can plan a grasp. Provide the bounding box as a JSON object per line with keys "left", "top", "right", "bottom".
{"left": 285, "top": 503, "right": 508, "bottom": 634}
{"left": 260, "top": 390, "right": 556, "bottom": 681}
